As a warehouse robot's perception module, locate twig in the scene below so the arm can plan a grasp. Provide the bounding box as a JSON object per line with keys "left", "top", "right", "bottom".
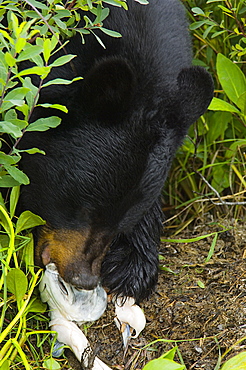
{"left": 164, "top": 190, "right": 246, "bottom": 224}
{"left": 196, "top": 171, "right": 246, "bottom": 206}
{"left": 24, "top": 0, "right": 61, "bottom": 45}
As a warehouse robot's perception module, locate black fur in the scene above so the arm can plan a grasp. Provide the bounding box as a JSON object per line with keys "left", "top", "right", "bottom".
{"left": 18, "top": 0, "right": 214, "bottom": 302}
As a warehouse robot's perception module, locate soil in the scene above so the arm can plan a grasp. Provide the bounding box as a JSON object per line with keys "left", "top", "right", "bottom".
{"left": 62, "top": 220, "right": 246, "bottom": 370}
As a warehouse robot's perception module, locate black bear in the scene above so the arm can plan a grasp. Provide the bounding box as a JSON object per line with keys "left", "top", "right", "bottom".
{"left": 19, "top": 0, "right": 214, "bottom": 304}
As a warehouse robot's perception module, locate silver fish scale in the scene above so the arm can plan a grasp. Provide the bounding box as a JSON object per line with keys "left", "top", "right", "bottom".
{"left": 39, "top": 263, "right": 107, "bottom": 325}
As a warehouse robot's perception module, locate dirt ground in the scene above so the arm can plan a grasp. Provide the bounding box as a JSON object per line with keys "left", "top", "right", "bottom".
{"left": 65, "top": 220, "right": 246, "bottom": 370}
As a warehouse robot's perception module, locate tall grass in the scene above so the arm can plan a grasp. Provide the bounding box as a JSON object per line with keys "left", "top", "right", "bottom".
{"left": 164, "top": 0, "right": 246, "bottom": 231}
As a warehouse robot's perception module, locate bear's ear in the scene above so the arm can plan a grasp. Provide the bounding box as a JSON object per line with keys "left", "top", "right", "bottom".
{"left": 83, "top": 57, "right": 136, "bottom": 121}
{"left": 177, "top": 66, "right": 214, "bottom": 126}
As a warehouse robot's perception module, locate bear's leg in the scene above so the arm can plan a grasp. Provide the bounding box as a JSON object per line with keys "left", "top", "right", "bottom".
{"left": 101, "top": 198, "right": 163, "bottom": 304}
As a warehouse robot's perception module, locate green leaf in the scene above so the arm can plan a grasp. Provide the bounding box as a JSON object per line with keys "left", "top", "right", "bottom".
{"left": 6, "top": 268, "right": 28, "bottom": 302}
{"left": 206, "top": 112, "right": 231, "bottom": 144}
{"left": 159, "top": 266, "right": 176, "bottom": 273}
{"left": 1, "top": 100, "right": 25, "bottom": 111}
{"left": 0, "top": 29, "right": 13, "bottom": 43}
{"left": 38, "top": 103, "right": 68, "bottom": 113}
{"left": 26, "top": 296, "right": 47, "bottom": 313}
{"left": 30, "top": 53, "right": 44, "bottom": 67}
{"left": 21, "top": 18, "right": 37, "bottom": 35}
{"left": 26, "top": 116, "right": 61, "bottom": 132}
{"left": 87, "top": 0, "right": 92, "bottom": 8}
{"left": 43, "top": 38, "right": 51, "bottom": 63}
{"left": 9, "top": 119, "right": 28, "bottom": 130}
{"left": 16, "top": 104, "right": 29, "bottom": 119}
{"left": 0, "top": 200, "right": 12, "bottom": 234}
{"left": 16, "top": 211, "right": 46, "bottom": 234}
{"left": 103, "top": 0, "right": 128, "bottom": 8}
{"left": 4, "top": 87, "right": 30, "bottom": 102}
{"left": 50, "top": 33, "right": 59, "bottom": 52}
{"left": 90, "top": 30, "right": 106, "bottom": 49}
{"left": 197, "top": 280, "right": 205, "bottom": 288}
{"left": 5, "top": 165, "right": 29, "bottom": 185}
{"left": 53, "top": 9, "right": 71, "bottom": 18}
{"left": 5, "top": 107, "right": 24, "bottom": 122}
{"left": 0, "top": 52, "right": 9, "bottom": 73}
{"left": 1, "top": 119, "right": 28, "bottom": 137}
{"left": 237, "top": 91, "right": 246, "bottom": 114}
{"left": 100, "top": 27, "right": 122, "bottom": 37}
{"left": 17, "top": 44, "right": 43, "bottom": 62}
{"left": 205, "top": 233, "right": 218, "bottom": 263}
{"left": 49, "top": 54, "right": 76, "bottom": 68}
{"left": 21, "top": 233, "right": 35, "bottom": 274}
{"left": 225, "top": 140, "right": 246, "bottom": 158}
{"left": 43, "top": 358, "right": 61, "bottom": 370}
{"left": 0, "top": 175, "right": 20, "bottom": 187}
{"left": 1, "top": 89, "right": 30, "bottom": 111}
{"left": 76, "top": 28, "right": 90, "bottom": 36}
{"left": 190, "top": 21, "right": 207, "bottom": 30}
{"left": 16, "top": 66, "right": 51, "bottom": 79}
{"left": 0, "top": 152, "right": 20, "bottom": 165}
{"left": 143, "top": 358, "right": 185, "bottom": 370}
{"left": 26, "top": 0, "right": 49, "bottom": 10}
{"left": 10, "top": 12, "right": 19, "bottom": 37}
{"left": 192, "top": 7, "right": 205, "bottom": 16}
{"left": 2, "top": 107, "right": 14, "bottom": 120}
{"left": 221, "top": 352, "right": 246, "bottom": 370}
{"left": 16, "top": 147, "right": 45, "bottom": 155}
{"left": 161, "top": 347, "right": 177, "bottom": 360}
{"left": 211, "top": 165, "right": 230, "bottom": 192}
{"left": 208, "top": 97, "right": 241, "bottom": 114}
{"left": 15, "top": 37, "right": 26, "bottom": 54}
{"left": 92, "top": 6, "right": 110, "bottom": 23}
{"left": 0, "top": 192, "right": 7, "bottom": 213}
{"left": 10, "top": 186, "right": 20, "bottom": 219}
{"left": 211, "top": 30, "right": 227, "bottom": 39}
{"left": 23, "top": 76, "right": 39, "bottom": 108}
{"left": 217, "top": 53, "right": 246, "bottom": 106}
{"left": 217, "top": 5, "right": 232, "bottom": 13}
{"left": 203, "top": 24, "right": 215, "bottom": 39}
{"left": 0, "top": 359, "right": 10, "bottom": 370}
{"left": 41, "top": 76, "right": 82, "bottom": 88}
{"left": 161, "top": 232, "right": 218, "bottom": 243}
{"left": 53, "top": 16, "right": 67, "bottom": 30}
{"left": 4, "top": 52, "right": 16, "bottom": 67}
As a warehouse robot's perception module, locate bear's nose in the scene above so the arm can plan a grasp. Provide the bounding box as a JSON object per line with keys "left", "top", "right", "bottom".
{"left": 70, "top": 273, "right": 100, "bottom": 290}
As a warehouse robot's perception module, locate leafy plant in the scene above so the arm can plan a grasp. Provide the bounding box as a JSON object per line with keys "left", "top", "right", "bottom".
{"left": 0, "top": 0, "right": 126, "bottom": 188}
{"left": 0, "top": 1, "right": 145, "bottom": 369}
{"left": 0, "top": 189, "right": 50, "bottom": 369}
{"left": 209, "top": 53, "right": 246, "bottom": 124}
{"left": 165, "top": 0, "right": 246, "bottom": 230}
{"left": 187, "top": 0, "right": 246, "bottom": 63}
{"left": 142, "top": 347, "right": 185, "bottom": 370}
{"left": 220, "top": 352, "right": 246, "bottom": 370}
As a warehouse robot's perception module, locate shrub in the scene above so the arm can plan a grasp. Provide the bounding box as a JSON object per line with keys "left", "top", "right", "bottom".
{"left": 0, "top": 2, "right": 132, "bottom": 368}
{"left": 164, "top": 0, "right": 246, "bottom": 229}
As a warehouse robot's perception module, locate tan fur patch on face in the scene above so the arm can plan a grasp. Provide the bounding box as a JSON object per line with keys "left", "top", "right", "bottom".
{"left": 36, "top": 227, "right": 90, "bottom": 274}
{"left": 35, "top": 226, "right": 113, "bottom": 288}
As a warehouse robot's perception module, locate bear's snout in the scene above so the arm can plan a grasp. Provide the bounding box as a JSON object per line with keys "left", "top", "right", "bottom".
{"left": 67, "top": 272, "right": 99, "bottom": 291}
{"left": 36, "top": 226, "right": 112, "bottom": 290}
